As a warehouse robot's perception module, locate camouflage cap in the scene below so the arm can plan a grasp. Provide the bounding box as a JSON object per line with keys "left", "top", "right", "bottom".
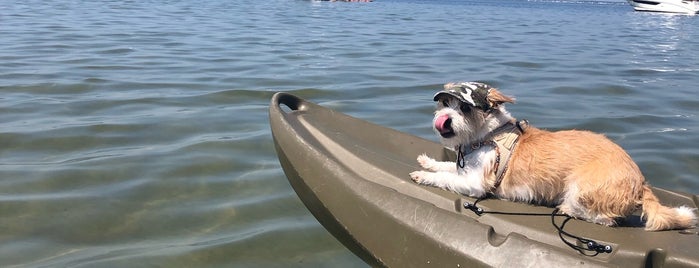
{"left": 433, "top": 82, "right": 492, "bottom": 111}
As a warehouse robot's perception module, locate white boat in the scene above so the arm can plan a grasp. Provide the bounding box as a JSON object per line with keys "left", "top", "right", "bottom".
{"left": 627, "top": 0, "right": 699, "bottom": 14}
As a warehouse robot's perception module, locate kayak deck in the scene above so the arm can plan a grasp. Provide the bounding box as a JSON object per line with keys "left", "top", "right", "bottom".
{"left": 269, "top": 92, "right": 699, "bottom": 267}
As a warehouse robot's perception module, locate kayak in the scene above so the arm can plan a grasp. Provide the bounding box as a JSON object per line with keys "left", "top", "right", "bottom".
{"left": 269, "top": 92, "right": 699, "bottom": 267}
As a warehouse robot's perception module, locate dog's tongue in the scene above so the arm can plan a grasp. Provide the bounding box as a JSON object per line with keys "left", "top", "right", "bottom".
{"left": 434, "top": 114, "right": 450, "bottom": 134}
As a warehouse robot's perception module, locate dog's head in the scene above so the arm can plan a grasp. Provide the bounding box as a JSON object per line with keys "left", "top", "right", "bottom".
{"left": 432, "top": 82, "right": 515, "bottom": 148}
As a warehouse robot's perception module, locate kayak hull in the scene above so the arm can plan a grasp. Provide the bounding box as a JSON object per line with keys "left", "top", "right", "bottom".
{"left": 269, "top": 92, "right": 699, "bottom": 267}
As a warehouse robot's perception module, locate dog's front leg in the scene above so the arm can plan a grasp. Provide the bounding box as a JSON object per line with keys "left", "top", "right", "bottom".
{"left": 409, "top": 170, "right": 487, "bottom": 198}
{"left": 416, "top": 153, "right": 456, "bottom": 172}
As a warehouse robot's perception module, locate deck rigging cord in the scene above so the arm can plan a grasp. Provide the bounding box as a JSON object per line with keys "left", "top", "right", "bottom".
{"left": 463, "top": 196, "right": 613, "bottom": 256}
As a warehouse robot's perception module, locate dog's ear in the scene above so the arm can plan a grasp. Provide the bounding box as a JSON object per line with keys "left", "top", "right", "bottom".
{"left": 487, "top": 88, "right": 515, "bottom": 108}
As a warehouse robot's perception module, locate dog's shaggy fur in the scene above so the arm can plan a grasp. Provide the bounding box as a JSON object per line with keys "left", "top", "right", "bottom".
{"left": 410, "top": 82, "right": 697, "bottom": 231}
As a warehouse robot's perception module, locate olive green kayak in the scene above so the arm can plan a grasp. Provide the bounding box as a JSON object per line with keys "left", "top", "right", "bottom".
{"left": 269, "top": 92, "right": 699, "bottom": 268}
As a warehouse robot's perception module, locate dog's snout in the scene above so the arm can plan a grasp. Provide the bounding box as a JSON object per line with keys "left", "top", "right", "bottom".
{"left": 435, "top": 114, "right": 455, "bottom": 138}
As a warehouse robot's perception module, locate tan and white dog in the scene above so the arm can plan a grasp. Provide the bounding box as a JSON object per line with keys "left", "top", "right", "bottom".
{"left": 410, "top": 82, "right": 697, "bottom": 231}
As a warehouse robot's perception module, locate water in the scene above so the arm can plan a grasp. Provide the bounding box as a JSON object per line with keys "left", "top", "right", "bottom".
{"left": 1, "top": 0, "right": 697, "bottom": 266}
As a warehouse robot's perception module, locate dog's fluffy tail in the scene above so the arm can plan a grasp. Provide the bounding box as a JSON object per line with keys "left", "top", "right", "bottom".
{"left": 641, "top": 184, "right": 697, "bottom": 231}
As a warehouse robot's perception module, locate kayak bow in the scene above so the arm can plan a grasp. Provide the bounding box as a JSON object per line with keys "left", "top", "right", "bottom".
{"left": 269, "top": 92, "right": 699, "bottom": 268}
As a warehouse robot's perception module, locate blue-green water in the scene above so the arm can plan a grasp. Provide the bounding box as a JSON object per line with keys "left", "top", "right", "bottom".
{"left": 1, "top": 0, "right": 697, "bottom": 266}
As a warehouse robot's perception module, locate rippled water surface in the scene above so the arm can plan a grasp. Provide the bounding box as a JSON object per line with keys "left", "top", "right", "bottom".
{"left": 1, "top": 0, "right": 698, "bottom": 266}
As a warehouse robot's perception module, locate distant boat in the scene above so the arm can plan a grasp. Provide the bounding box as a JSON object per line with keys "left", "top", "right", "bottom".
{"left": 627, "top": 0, "right": 699, "bottom": 14}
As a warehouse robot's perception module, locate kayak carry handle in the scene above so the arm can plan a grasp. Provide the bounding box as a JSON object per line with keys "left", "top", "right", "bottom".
{"left": 271, "top": 92, "right": 306, "bottom": 114}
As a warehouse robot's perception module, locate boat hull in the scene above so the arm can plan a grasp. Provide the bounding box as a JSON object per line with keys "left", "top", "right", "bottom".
{"left": 627, "top": 0, "right": 699, "bottom": 14}
{"left": 270, "top": 92, "right": 699, "bottom": 267}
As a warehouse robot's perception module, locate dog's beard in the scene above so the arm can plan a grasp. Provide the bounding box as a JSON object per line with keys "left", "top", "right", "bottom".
{"left": 433, "top": 106, "right": 488, "bottom": 149}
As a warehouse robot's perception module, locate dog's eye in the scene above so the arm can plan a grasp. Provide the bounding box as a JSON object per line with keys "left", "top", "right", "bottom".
{"left": 460, "top": 104, "right": 471, "bottom": 113}
{"left": 441, "top": 99, "right": 449, "bottom": 107}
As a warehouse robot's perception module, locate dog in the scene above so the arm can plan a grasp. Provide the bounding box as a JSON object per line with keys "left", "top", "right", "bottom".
{"left": 409, "top": 82, "right": 697, "bottom": 231}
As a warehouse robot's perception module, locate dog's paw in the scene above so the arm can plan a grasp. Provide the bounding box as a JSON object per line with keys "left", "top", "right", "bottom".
{"left": 417, "top": 153, "right": 436, "bottom": 170}
{"left": 417, "top": 153, "right": 456, "bottom": 172}
{"left": 409, "top": 170, "right": 429, "bottom": 184}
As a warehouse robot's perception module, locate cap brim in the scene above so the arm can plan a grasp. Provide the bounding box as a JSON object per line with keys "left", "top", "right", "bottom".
{"left": 433, "top": 91, "right": 465, "bottom": 102}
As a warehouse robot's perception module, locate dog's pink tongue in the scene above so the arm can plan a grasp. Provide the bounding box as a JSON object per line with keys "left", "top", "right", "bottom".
{"left": 434, "top": 114, "right": 450, "bottom": 133}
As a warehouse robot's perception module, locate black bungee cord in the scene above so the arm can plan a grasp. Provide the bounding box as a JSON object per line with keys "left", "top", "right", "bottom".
{"left": 463, "top": 196, "right": 613, "bottom": 256}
